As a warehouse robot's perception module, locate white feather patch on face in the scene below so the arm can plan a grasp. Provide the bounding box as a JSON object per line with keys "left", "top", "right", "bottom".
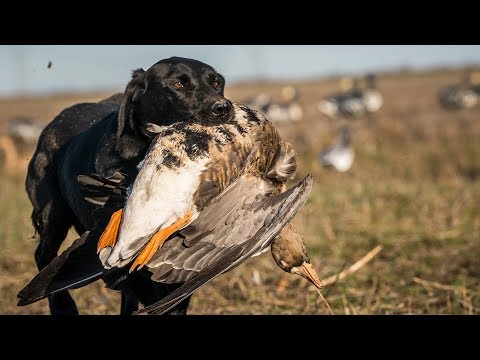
{"left": 146, "top": 123, "right": 169, "bottom": 134}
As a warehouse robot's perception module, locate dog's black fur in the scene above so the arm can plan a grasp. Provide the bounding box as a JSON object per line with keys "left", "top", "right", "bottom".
{"left": 25, "top": 57, "right": 234, "bottom": 315}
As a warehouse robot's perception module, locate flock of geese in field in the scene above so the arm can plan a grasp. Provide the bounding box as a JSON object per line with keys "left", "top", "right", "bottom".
{"left": 242, "top": 70, "right": 480, "bottom": 125}
{"left": 242, "top": 69, "right": 480, "bottom": 173}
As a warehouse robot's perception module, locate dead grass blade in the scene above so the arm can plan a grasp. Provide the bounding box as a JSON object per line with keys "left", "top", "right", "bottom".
{"left": 314, "top": 287, "right": 335, "bottom": 315}
{"left": 412, "top": 277, "right": 461, "bottom": 292}
{"left": 322, "top": 245, "right": 383, "bottom": 287}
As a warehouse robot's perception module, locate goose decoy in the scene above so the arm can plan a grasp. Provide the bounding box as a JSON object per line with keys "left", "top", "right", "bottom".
{"left": 263, "top": 85, "right": 303, "bottom": 123}
{"left": 319, "top": 125, "right": 354, "bottom": 172}
{"left": 1, "top": 117, "right": 44, "bottom": 172}
{"left": 438, "top": 70, "right": 480, "bottom": 110}
{"left": 317, "top": 74, "right": 383, "bottom": 118}
{"left": 241, "top": 92, "right": 273, "bottom": 113}
{"left": 17, "top": 103, "right": 322, "bottom": 314}
{"left": 241, "top": 86, "right": 303, "bottom": 124}
{"left": 471, "top": 71, "right": 480, "bottom": 96}
{"left": 7, "top": 116, "right": 44, "bottom": 145}
{"left": 362, "top": 73, "right": 384, "bottom": 113}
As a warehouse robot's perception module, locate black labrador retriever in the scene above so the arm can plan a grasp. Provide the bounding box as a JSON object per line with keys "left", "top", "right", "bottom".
{"left": 25, "top": 56, "right": 234, "bottom": 314}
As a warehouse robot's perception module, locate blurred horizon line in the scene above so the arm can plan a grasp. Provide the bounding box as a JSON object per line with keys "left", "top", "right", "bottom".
{"left": 1, "top": 61, "right": 478, "bottom": 100}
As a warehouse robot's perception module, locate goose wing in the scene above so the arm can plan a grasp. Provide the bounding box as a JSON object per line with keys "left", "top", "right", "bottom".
{"left": 16, "top": 230, "right": 102, "bottom": 306}
{"left": 138, "top": 174, "right": 313, "bottom": 315}
{"left": 17, "top": 172, "right": 131, "bottom": 306}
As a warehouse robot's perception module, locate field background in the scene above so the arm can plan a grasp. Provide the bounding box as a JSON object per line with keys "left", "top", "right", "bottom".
{"left": 1, "top": 67, "right": 479, "bottom": 315}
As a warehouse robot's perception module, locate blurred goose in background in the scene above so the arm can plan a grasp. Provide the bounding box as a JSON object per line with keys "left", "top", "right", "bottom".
{"left": 471, "top": 71, "right": 480, "bottom": 96}
{"left": 317, "top": 74, "right": 383, "bottom": 118}
{"left": 264, "top": 85, "right": 303, "bottom": 123}
{"left": 241, "top": 85, "right": 303, "bottom": 123}
{"left": 241, "top": 92, "right": 272, "bottom": 114}
{"left": 7, "top": 116, "right": 44, "bottom": 145}
{"left": 1, "top": 117, "right": 44, "bottom": 172}
{"left": 17, "top": 103, "right": 322, "bottom": 315}
{"left": 438, "top": 70, "right": 480, "bottom": 110}
{"left": 362, "top": 74, "right": 384, "bottom": 113}
{"left": 319, "top": 125, "right": 354, "bottom": 172}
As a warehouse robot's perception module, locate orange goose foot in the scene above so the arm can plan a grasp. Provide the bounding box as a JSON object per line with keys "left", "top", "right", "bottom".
{"left": 129, "top": 210, "right": 193, "bottom": 273}
{"left": 97, "top": 209, "right": 123, "bottom": 253}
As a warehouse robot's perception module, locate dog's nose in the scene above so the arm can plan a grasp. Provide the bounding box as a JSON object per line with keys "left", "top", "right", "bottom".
{"left": 211, "top": 100, "right": 233, "bottom": 117}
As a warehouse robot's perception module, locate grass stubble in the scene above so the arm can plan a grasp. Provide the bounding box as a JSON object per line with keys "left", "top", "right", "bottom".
{"left": 1, "top": 68, "right": 479, "bottom": 314}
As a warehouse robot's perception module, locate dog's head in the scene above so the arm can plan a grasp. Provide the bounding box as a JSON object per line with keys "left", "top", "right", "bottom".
{"left": 117, "top": 56, "right": 234, "bottom": 137}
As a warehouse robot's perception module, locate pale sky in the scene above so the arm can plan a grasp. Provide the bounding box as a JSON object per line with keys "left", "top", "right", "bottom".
{"left": 1, "top": 45, "right": 479, "bottom": 97}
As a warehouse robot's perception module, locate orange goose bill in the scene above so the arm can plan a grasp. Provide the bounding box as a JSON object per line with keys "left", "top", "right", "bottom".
{"left": 271, "top": 222, "right": 324, "bottom": 289}
{"left": 296, "top": 262, "right": 324, "bottom": 289}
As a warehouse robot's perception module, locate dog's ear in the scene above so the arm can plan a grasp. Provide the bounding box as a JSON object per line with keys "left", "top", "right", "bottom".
{"left": 117, "top": 68, "right": 146, "bottom": 137}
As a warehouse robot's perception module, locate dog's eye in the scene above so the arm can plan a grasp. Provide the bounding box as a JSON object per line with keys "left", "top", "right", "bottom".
{"left": 212, "top": 80, "right": 221, "bottom": 89}
{"left": 174, "top": 82, "right": 184, "bottom": 89}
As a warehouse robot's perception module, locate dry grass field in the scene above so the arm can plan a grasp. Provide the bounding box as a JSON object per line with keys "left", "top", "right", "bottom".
{"left": 1, "top": 67, "right": 479, "bottom": 315}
